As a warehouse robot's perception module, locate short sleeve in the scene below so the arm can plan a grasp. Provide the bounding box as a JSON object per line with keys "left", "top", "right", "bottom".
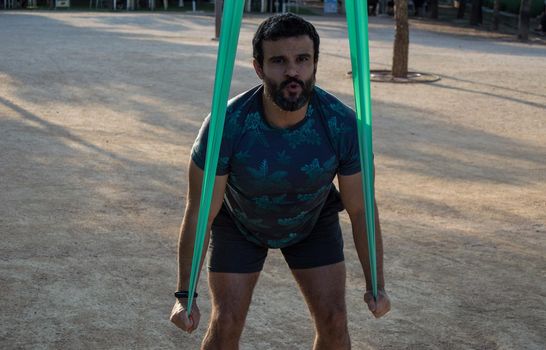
{"left": 338, "top": 121, "right": 362, "bottom": 176}
{"left": 191, "top": 114, "right": 232, "bottom": 175}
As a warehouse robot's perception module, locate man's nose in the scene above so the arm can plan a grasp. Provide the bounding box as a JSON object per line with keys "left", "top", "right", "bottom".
{"left": 284, "top": 61, "right": 299, "bottom": 77}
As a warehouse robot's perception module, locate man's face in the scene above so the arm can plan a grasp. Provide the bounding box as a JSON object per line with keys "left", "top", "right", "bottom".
{"left": 255, "top": 35, "right": 317, "bottom": 112}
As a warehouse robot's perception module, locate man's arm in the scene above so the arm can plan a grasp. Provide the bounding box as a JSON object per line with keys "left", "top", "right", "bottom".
{"left": 177, "top": 159, "right": 228, "bottom": 291}
{"left": 170, "top": 159, "right": 228, "bottom": 332}
{"left": 337, "top": 170, "right": 390, "bottom": 318}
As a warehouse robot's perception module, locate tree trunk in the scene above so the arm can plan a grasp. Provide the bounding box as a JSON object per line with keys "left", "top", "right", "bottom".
{"left": 429, "top": 0, "right": 438, "bottom": 18}
{"left": 215, "top": 0, "right": 224, "bottom": 40}
{"left": 457, "top": 0, "right": 466, "bottom": 19}
{"left": 392, "top": 0, "right": 409, "bottom": 78}
{"left": 492, "top": 0, "right": 500, "bottom": 30}
{"left": 518, "top": 0, "right": 531, "bottom": 41}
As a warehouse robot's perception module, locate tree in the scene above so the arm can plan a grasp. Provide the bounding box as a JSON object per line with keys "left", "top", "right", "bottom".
{"left": 392, "top": 0, "right": 409, "bottom": 78}
{"left": 215, "top": 0, "right": 224, "bottom": 40}
{"left": 518, "top": 0, "right": 531, "bottom": 41}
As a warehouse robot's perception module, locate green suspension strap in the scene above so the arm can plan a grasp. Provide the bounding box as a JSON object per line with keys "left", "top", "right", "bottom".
{"left": 186, "top": 0, "right": 245, "bottom": 315}
{"left": 345, "top": 0, "right": 378, "bottom": 299}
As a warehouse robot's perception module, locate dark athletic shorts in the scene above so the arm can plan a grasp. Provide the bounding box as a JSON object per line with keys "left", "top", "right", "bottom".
{"left": 208, "top": 187, "right": 345, "bottom": 273}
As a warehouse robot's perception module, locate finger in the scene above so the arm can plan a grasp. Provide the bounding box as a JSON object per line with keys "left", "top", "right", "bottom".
{"left": 183, "top": 314, "right": 194, "bottom": 332}
{"left": 191, "top": 310, "right": 201, "bottom": 331}
{"left": 374, "top": 306, "right": 390, "bottom": 318}
{"left": 367, "top": 297, "right": 376, "bottom": 312}
{"left": 379, "top": 309, "right": 390, "bottom": 318}
{"left": 170, "top": 312, "right": 187, "bottom": 330}
{"left": 364, "top": 291, "right": 373, "bottom": 303}
{"left": 188, "top": 313, "right": 199, "bottom": 333}
{"left": 363, "top": 291, "right": 376, "bottom": 312}
{"left": 373, "top": 306, "right": 386, "bottom": 318}
{"left": 373, "top": 297, "right": 391, "bottom": 318}
{"left": 186, "top": 316, "right": 195, "bottom": 333}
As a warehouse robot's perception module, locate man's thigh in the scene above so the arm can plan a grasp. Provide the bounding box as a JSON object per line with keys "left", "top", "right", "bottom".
{"left": 290, "top": 262, "right": 348, "bottom": 319}
{"left": 208, "top": 272, "right": 260, "bottom": 318}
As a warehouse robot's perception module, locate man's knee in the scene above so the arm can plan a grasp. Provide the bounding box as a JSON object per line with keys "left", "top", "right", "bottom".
{"left": 313, "top": 306, "right": 350, "bottom": 348}
{"left": 316, "top": 305, "right": 348, "bottom": 335}
{"left": 204, "top": 312, "right": 245, "bottom": 350}
{"left": 209, "top": 305, "right": 248, "bottom": 336}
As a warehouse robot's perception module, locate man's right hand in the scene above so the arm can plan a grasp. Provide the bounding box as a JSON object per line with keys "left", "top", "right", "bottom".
{"left": 364, "top": 289, "right": 391, "bottom": 319}
{"left": 170, "top": 299, "right": 201, "bottom": 333}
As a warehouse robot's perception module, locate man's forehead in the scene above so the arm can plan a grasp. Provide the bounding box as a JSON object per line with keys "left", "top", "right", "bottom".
{"left": 262, "top": 35, "right": 314, "bottom": 56}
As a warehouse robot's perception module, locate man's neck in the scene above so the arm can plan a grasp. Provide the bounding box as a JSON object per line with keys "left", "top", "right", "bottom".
{"left": 261, "top": 91, "right": 308, "bottom": 129}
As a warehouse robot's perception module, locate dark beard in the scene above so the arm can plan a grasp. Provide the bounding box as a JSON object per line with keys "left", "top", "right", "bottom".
{"left": 264, "top": 75, "right": 315, "bottom": 112}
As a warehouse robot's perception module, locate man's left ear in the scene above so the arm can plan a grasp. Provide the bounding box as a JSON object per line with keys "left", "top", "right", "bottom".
{"left": 253, "top": 59, "right": 264, "bottom": 80}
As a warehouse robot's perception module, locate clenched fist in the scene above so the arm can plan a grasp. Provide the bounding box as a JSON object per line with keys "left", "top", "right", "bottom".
{"left": 364, "top": 289, "right": 391, "bottom": 318}
{"left": 170, "top": 299, "right": 201, "bottom": 333}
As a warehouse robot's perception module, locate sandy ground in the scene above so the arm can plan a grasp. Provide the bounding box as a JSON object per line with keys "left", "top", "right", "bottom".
{"left": 0, "top": 11, "right": 545, "bottom": 350}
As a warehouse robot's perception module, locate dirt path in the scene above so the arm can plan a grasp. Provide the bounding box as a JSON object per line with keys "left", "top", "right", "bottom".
{"left": 1, "top": 11, "right": 545, "bottom": 350}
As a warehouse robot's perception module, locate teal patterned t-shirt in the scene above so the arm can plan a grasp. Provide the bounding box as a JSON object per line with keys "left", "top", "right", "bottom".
{"left": 191, "top": 85, "right": 361, "bottom": 248}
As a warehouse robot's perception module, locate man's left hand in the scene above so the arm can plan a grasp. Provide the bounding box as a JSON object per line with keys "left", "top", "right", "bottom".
{"left": 364, "top": 289, "right": 391, "bottom": 318}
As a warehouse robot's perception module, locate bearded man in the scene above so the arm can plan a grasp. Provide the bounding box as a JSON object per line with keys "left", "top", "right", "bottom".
{"left": 170, "top": 13, "right": 391, "bottom": 350}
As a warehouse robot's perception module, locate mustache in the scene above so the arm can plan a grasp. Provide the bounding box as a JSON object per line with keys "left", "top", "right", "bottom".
{"left": 280, "top": 77, "right": 305, "bottom": 89}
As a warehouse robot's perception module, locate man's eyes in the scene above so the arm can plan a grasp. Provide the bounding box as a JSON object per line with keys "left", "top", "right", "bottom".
{"left": 270, "top": 56, "right": 310, "bottom": 64}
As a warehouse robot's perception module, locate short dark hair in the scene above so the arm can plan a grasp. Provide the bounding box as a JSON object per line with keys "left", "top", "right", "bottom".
{"left": 252, "top": 13, "right": 320, "bottom": 67}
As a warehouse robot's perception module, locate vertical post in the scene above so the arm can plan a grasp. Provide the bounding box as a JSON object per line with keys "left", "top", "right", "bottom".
{"left": 492, "top": 0, "right": 500, "bottom": 30}
{"left": 392, "top": 0, "right": 409, "bottom": 78}
{"left": 215, "top": 0, "right": 224, "bottom": 40}
{"left": 518, "top": 0, "right": 531, "bottom": 41}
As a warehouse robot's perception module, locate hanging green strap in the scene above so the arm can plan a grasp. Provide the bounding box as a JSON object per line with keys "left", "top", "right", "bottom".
{"left": 186, "top": 0, "right": 245, "bottom": 315}
{"left": 345, "top": 0, "right": 378, "bottom": 299}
